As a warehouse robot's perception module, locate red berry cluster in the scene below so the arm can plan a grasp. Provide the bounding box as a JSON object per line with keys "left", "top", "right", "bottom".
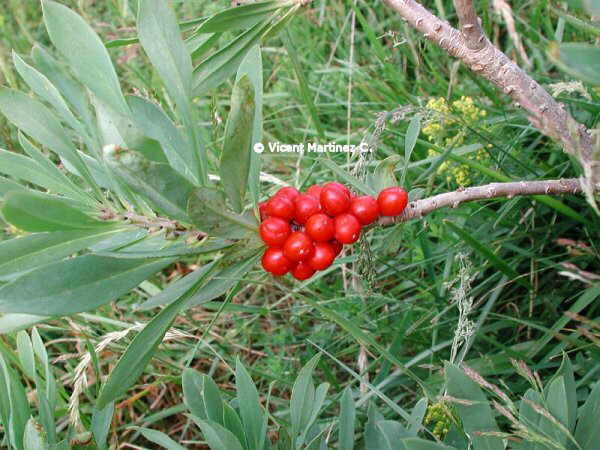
{"left": 259, "top": 183, "right": 408, "bottom": 280}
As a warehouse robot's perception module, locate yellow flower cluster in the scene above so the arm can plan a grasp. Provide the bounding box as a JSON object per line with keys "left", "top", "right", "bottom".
{"left": 422, "top": 96, "right": 489, "bottom": 186}
{"left": 424, "top": 401, "right": 453, "bottom": 439}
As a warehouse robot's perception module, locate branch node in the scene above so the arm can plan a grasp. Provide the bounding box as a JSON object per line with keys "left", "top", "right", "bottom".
{"left": 434, "top": 23, "right": 443, "bottom": 32}
{"left": 416, "top": 17, "right": 423, "bottom": 26}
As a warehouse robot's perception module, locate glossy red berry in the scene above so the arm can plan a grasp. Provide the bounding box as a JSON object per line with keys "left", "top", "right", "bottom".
{"left": 334, "top": 213, "right": 361, "bottom": 244}
{"left": 324, "top": 181, "right": 351, "bottom": 198}
{"left": 292, "top": 261, "right": 315, "bottom": 280}
{"left": 305, "top": 213, "right": 335, "bottom": 242}
{"left": 261, "top": 248, "right": 292, "bottom": 276}
{"left": 306, "top": 184, "right": 323, "bottom": 200}
{"left": 259, "top": 217, "right": 291, "bottom": 247}
{"left": 294, "top": 194, "right": 321, "bottom": 225}
{"left": 258, "top": 202, "right": 268, "bottom": 221}
{"left": 377, "top": 187, "right": 408, "bottom": 217}
{"left": 320, "top": 184, "right": 351, "bottom": 216}
{"left": 308, "top": 242, "right": 336, "bottom": 270}
{"left": 283, "top": 231, "right": 314, "bottom": 262}
{"left": 331, "top": 240, "right": 343, "bottom": 256}
{"left": 276, "top": 186, "right": 300, "bottom": 201}
{"left": 266, "top": 195, "right": 295, "bottom": 221}
{"left": 350, "top": 195, "right": 380, "bottom": 225}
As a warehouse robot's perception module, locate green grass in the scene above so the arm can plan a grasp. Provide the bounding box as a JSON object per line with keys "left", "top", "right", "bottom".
{"left": 0, "top": 0, "right": 599, "bottom": 448}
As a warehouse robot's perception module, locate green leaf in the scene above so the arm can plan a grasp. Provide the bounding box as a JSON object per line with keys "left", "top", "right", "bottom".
{"left": 0, "top": 149, "right": 79, "bottom": 201}
{"left": 195, "top": 420, "right": 244, "bottom": 450}
{"left": 23, "top": 418, "right": 46, "bottom": 450}
{"left": 16, "top": 332, "right": 35, "bottom": 380}
{"left": 444, "top": 364, "right": 502, "bottom": 450}
{"left": 183, "top": 369, "right": 208, "bottom": 420}
{"left": 235, "top": 45, "right": 263, "bottom": 206}
{"left": 137, "top": 0, "right": 192, "bottom": 117}
{"left": 221, "top": 75, "right": 255, "bottom": 212}
{"left": 0, "top": 228, "right": 125, "bottom": 282}
{"left": 0, "top": 176, "right": 25, "bottom": 199}
{"left": 126, "top": 96, "right": 195, "bottom": 182}
{"left": 236, "top": 358, "right": 265, "bottom": 450}
{"left": 402, "top": 115, "right": 420, "bottom": 185}
{"left": 0, "top": 255, "right": 174, "bottom": 316}
{"left": 193, "top": 20, "right": 272, "bottom": 95}
{"left": 201, "top": 375, "right": 225, "bottom": 426}
{"left": 13, "top": 52, "right": 87, "bottom": 140}
{"left": 95, "top": 261, "right": 217, "bottom": 409}
{"left": 114, "top": 161, "right": 196, "bottom": 223}
{"left": 399, "top": 438, "right": 455, "bottom": 450}
{"left": 41, "top": 0, "right": 129, "bottom": 116}
{"left": 574, "top": 380, "right": 600, "bottom": 449}
{"left": 290, "top": 354, "right": 320, "bottom": 444}
{"left": 550, "top": 42, "right": 600, "bottom": 85}
{"left": 30, "top": 44, "right": 95, "bottom": 131}
{"left": 543, "top": 376, "right": 570, "bottom": 447}
{"left": 549, "top": 355, "right": 577, "bottom": 433}
{"left": 18, "top": 133, "right": 92, "bottom": 204}
{"left": 0, "top": 352, "right": 31, "bottom": 450}
{"left": 444, "top": 219, "right": 528, "bottom": 288}
{"left": 339, "top": 388, "right": 356, "bottom": 450}
{"left": 368, "top": 156, "right": 400, "bottom": 194}
{"left": 137, "top": 428, "right": 187, "bottom": 450}
{"left": 1, "top": 191, "right": 109, "bottom": 232}
{"left": 223, "top": 403, "right": 247, "bottom": 449}
{"left": 195, "top": 1, "right": 288, "bottom": 33}
{"left": 408, "top": 398, "right": 428, "bottom": 437}
{"left": 0, "top": 88, "right": 97, "bottom": 192}
{"left": 0, "top": 315, "right": 48, "bottom": 335}
{"left": 188, "top": 187, "right": 258, "bottom": 238}
{"left": 91, "top": 402, "right": 113, "bottom": 450}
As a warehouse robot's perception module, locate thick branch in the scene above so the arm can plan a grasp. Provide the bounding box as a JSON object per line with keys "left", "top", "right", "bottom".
{"left": 382, "top": 0, "right": 596, "bottom": 177}
{"left": 453, "top": 0, "right": 485, "bottom": 50}
{"left": 379, "top": 178, "right": 591, "bottom": 224}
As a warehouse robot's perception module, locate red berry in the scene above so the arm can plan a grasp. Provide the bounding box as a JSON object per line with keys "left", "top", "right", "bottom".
{"left": 324, "top": 181, "right": 351, "bottom": 198}
{"left": 334, "top": 213, "right": 361, "bottom": 244}
{"left": 292, "top": 261, "right": 315, "bottom": 280}
{"left": 259, "top": 217, "right": 291, "bottom": 247}
{"left": 331, "top": 240, "right": 343, "bottom": 256}
{"left": 258, "top": 202, "right": 268, "bottom": 221}
{"left": 283, "top": 231, "right": 314, "bottom": 262}
{"left": 308, "top": 242, "right": 336, "bottom": 270}
{"left": 266, "top": 195, "right": 295, "bottom": 221}
{"left": 294, "top": 194, "right": 321, "bottom": 225}
{"left": 276, "top": 186, "right": 300, "bottom": 201}
{"left": 377, "top": 187, "right": 408, "bottom": 217}
{"left": 350, "top": 195, "right": 380, "bottom": 225}
{"left": 306, "top": 184, "right": 323, "bottom": 200}
{"left": 261, "top": 248, "right": 292, "bottom": 276}
{"left": 305, "top": 213, "right": 335, "bottom": 242}
{"left": 320, "top": 184, "right": 351, "bottom": 216}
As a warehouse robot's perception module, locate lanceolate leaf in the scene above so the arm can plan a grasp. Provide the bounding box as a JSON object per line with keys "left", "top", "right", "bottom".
{"left": 0, "top": 89, "right": 97, "bottom": 193}
{"left": 1, "top": 191, "right": 109, "bottom": 232}
{"left": 137, "top": 0, "right": 193, "bottom": 116}
{"left": 0, "top": 177, "right": 25, "bottom": 199}
{"left": 127, "top": 96, "right": 195, "bottom": 182}
{"left": 195, "top": 1, "right": 287, "bottom": 33}
{"left": 188, "top": 187, "right": 258, "bottom": 238}
{"left": 0, "top": 255, "right": 175, "bottom": 316}
{"left": 114, "top": 161, "right": 196, "bottom": 223}
{"left": 221, "top": 75, "right": 255, "bottom": 212}
{"left": 41, "top": 0, "right": 129, "bottom": 116}
{"left": 193, "top": 20, "right": 272, "bottom": 95}
{"left": 139, "top": 254, "right": 259, "bottom": 310}
{"left": 444, "top": 364, "right": 502, "bottom": 450}
{"left": 236, "top": 45, "right": 263, "bottom": 205}
{"left": 95, "top": 261, "right": 218, "bottom": 409}
{"left": 0, "top": 228, "right": 127, "bottom": 282}
{"left": 550, "top": 42, "right": 600, "bottom": 86}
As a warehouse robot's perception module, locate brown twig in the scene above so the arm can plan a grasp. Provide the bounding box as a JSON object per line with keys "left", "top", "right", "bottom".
{"left": 379, "top": 178, "right": 592, "bottom": 224}
{"left": 382, "top": 0, "right": 597, "bottom": 185}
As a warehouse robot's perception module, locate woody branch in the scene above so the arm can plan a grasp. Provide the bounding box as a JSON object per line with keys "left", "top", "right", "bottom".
{"left": 378, "top": 178, "right": 598, "bottom": 224}
{"left": 381, "top": 0, "right": 597, "bottom": 182}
